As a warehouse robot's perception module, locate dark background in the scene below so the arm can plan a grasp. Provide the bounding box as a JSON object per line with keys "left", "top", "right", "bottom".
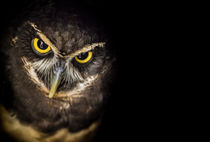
{"left": 0, "top": 0, "right": 166, "bottom": 141}
{"left": 0, "top": 0, "right": 202, "bottom": 141}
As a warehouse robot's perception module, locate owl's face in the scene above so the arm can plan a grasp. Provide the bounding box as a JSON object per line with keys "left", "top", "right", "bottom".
{"left": 18, "top": 21, "right": 107, "bottom": 100}
{"left": 2, "top": 4, "right": 114, "bottom": 132}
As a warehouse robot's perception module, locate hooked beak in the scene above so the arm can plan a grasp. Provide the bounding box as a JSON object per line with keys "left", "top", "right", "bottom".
{"left": 49, "top": 65, "right": 64, "bottom": 98}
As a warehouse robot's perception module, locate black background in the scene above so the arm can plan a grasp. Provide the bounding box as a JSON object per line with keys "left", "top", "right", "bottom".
{"left": 0, "top": 0, "right": 169, "bottom": 141}
{"left": 0, "top": 0, "right": 203, "bottom": 141}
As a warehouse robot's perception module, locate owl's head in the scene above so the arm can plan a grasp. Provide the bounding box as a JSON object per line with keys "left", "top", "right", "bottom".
{"left": 1, "top": 1, "right": 115, "bottom": 133}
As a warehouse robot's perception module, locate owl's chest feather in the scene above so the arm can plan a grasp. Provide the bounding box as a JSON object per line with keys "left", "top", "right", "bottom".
{"left": 0, "top": 106, "right": 99, "bottom": 142}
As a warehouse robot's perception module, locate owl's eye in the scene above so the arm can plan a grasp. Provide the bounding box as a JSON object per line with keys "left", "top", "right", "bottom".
{"left": 31, "top": 38, "right": 51, "bottom": 55}
{"left": 75, "top": 51, "right": 93, "bottom": 64}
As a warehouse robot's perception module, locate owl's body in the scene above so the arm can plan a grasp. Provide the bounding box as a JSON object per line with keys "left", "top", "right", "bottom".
{"left": 0, "top": 106, "right": 100, "bottom": 142}
{"left": 0, "top": 1, "right": 114, "bottom": 142}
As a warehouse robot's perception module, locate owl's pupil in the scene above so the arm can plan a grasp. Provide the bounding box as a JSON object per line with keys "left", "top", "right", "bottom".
{"left": 37, "top": 40, "right": 48, "bottom": 50}
{"left": 77, "top": 52, "right": 88, "bottom": 60}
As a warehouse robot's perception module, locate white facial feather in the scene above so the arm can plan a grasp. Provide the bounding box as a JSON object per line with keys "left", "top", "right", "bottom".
{"left": 20, "top": 22, "right": 106, "bottom": 100}
{"left": 57, "top": 74, "right": 98, "bottom": 99}
{"left": 21, "top": 57, "right": 49, "bottom": 93}
{"left": 32, "top": 57, "right": 57, "bottom": 75}
{"left": 64, "top": 63, "right": 83, "bottom": 84}
{"left": 21, "top": 57, "right": 98, "bottom": 99}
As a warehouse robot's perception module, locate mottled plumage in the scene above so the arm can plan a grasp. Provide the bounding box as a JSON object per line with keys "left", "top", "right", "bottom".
{"left": 0, "top": 1, "right": 115, "bottom": 142}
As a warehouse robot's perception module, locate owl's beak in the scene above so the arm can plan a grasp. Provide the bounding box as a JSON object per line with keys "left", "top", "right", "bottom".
{"left": 48, "top": 66, "right": 64, "bottom": 98}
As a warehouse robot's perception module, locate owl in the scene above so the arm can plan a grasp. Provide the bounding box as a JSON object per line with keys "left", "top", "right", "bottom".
{"left": 0, "top": 1, "right": 115, "bottom": 142}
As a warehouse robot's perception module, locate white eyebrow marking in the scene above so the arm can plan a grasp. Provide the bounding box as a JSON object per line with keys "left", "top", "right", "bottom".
{"left": 27, "top": 21, "right": 105, "bottom": 59}
{"left": 27, "top": 21, "right": 62, "bottom": 57}
{"left": 63, "top": 42, "right": 105, "bottom": 58}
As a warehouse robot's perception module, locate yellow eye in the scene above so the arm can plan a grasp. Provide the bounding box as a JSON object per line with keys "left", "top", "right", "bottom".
{"left": 75, "top": 51, "right": 93, "bottom": 64}
{"left": 31, "top": 38, "right": 51, "bottom": 55}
